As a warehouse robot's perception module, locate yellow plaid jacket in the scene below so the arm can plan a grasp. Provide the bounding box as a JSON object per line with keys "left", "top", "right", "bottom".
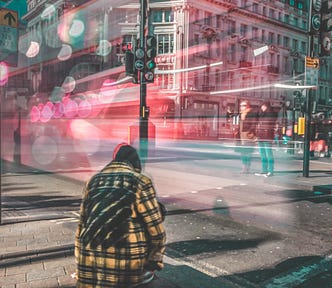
{"left": 75, "top": 162, "right": 166, "bottom": 287}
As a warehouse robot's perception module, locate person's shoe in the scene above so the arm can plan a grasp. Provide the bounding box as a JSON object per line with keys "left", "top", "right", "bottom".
{"left": 265, "top": 172, "right": 274, "bottom": 177}
{"left": 255, "top": 172, "right": 267, "bottom": 176}
{"left": 131, "top": 271, "right": 155, "bottom": 287}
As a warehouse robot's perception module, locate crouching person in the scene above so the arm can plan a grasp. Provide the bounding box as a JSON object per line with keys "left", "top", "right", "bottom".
{"left": 75, "top": 143, "right": 166, "bottom": 287}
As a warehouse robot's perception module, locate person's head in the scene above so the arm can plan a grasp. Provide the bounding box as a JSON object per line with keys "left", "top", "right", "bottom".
{"left": 240, "top": 100, "right": 250, "bottom": 112}
{"left": 261, "top": 101, "right": 271, "bottom": 112}
{"left": 112, "top": 143, "right": 142, "bottom": 172}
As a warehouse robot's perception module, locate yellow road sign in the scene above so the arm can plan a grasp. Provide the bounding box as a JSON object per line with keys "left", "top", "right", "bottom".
{"left": 305, "top": 57, "right": 319, "bottom": 69}
{"left": 0, "top": 8, "right": 18, "bottom": 28}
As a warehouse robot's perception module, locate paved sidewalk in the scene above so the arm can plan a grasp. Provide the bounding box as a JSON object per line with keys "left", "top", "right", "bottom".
{"left": 0, "top": 158, "right": 331, "bottom": 288}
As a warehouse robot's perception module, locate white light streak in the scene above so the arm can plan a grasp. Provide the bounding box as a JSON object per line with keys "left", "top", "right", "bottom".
{"left": 210, "top": 84, "right": 272, "bottom": 95}
{"left": 101, "top": 76, "right": 132, "bottom": 86}
{"left": 210, "top": 82, "right": 316, "bottom": 95}
{"left": 155, "top": 61, "right": 223, "bottom": 75}
{"left": 274, "top": 83, "right": 316, "bottom": 89}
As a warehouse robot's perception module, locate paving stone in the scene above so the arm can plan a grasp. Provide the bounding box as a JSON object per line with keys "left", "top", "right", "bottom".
{"left": 2, "top": 234, "right": 34, "bottom": 243}
{"left": 43, "top": 258, "right": 74, "bottom": 270}
{"left": 27, "top": 266, "right": 65, "bottom": 282}
{"left": 16, "top": 277, "right": 60, "bottom": 288}
{"left": 0, "top": 273, "right": 26, "bottom": 286}
{"left": 5, "top": 262, "right": 44, "bottom": 276}
{"left": 17, "top": 237, "right": 49, "bottom": 247}
{"left": 1, "top": 284, "right": 15, "bottom": 288}
{"left": 0, "top": 245, "right": 26, "bottom": 255}
{"left": 58, "top": 273, "right": 77, "bottom": 288}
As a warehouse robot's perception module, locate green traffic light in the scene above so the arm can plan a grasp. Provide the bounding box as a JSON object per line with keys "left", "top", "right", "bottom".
{"left": 146, "top": 60, "right": 156, "bottom": 69}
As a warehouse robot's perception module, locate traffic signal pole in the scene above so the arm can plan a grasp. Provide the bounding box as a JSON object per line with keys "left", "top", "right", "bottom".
{"left": 139, "top": 0, "right": 148, "bottom": 163}
{"left": 303, "top": 0, "right": 315, "bottom": 177}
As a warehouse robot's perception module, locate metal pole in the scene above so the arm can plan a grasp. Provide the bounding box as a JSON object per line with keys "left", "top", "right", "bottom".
{"left": 303, "top": 89, "right": 312, "bottom": 177}
{"left": 139, "top": 0, "right": 148, "bottom": 163}
{"left": 0, "top": 84, "right": 3, "bottom": 224}
{"left": 303, "top": 0, "right": 314, "bottom": 177}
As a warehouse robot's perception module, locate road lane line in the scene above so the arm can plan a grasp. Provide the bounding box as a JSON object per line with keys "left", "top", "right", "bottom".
{"left": 263, "top": 253, "right": 332, "bottom": 288}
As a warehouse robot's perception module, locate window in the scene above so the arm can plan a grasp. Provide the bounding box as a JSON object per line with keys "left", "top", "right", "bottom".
{"left": 216, "top": 15, "right": 223, "bottom": 29}
{"left": 228, "top": 44, "right": 236, "bottom": 63}
{"left": 302, "top": 20, "right": 307, "bottom": 30}
{"left": 268, "top": 32, "right": 274, "bottom": 44}
{"left": 297, "top": 1, "right": 303, "bottom": 10}
{"left": 152, "top": 10, "right": 174, "bottom": 23}
{"left": 262, "top": 29, "right": 266, "bottom": 42}
{"left": 277, "top": 34, "right": 282, "bottom": 45}
{"left": 292, "top": 39, "right": 298, "bottom": 51}
{"left": 269, "top": 9, "right": 275, "bottom": 18}
{"left": 228, "top": 20, "right": 236, "bottom": 35}
{"left": 240, "top": 24, "right": 248, "bottom": 37}
{"left": 152, "top": 11, "right": 163, "bottom": 22}
{"left": 283, "top": 56, "right": 289, "bottom": 74}
{"left": 284, "top": 36, "right": 290, "bottom": 48}
{"left": 284, "top": 14, "right": 289, "bottom": 23}
{"left": 205, "top": 12, "right": 212, "bottom": 26}
{"left": 263, "top": 6, "right": 267, "bottom": 16}
{"left": 240, "top": 46, "right": 248, "bottom": 61}
{"left": 252, "top": 27, "right": 259, "bottom": 40}
{"left": 253, "top": 3, "right": 258, "bottom": 13}
{"left": 301, "top": 41, "right": 306, "bottom": 53}
{"left": 157, "top": 34, "right": 174, "bottom": 54}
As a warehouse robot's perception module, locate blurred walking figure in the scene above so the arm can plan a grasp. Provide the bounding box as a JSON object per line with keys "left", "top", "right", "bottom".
{"left": 236, "top": 100, "right": 257, "bottom": 174}
{"left": 75, "top": 143, "right": 166, "bottom": 288}
{"left": 255, "top": 102, "right": 279, "bottom": 177}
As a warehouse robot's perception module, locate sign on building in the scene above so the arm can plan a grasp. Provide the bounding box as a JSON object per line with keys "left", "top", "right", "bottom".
{"left": 0, "top": 8, "right": 18, "bottom": 66}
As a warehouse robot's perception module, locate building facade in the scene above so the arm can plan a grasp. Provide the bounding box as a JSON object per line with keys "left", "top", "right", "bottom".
{"left": 14, "top": 0, "right": 332, "bottom": 139}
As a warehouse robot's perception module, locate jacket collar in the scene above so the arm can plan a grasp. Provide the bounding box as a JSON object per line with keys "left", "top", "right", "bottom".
{"left": 101, "top": 161, "right": 135, "bottom": 173}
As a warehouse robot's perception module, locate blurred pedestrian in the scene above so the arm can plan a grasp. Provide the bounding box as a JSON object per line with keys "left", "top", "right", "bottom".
{"left": 75, "top": 143, "right": 166, "bottom": 288}
{"left": 255, "top": 102, "right": 278, "bottom": 177}
{"left": 236, "top": 100, "right": 257, "bottom": 174}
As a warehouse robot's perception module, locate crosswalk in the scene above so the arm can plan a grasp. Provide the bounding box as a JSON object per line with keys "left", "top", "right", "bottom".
{"left": 49, "top": 211, "right": 80, "bottom": 224}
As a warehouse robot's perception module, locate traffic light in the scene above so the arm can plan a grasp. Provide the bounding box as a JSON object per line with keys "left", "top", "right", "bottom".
{"left": 298, "top": 117, "right": 305, "bottom": 135}
{"left": 293, "top": 90, "right": 305, "bottom": 111}
{"left": 125, "top": 50, "right": 136, "bottom": 79}
{"left": 144, "top": 35, "right": 157, "bottom": 83}
{"left": 310, "top": 0, "right": 321, "bottom": 33}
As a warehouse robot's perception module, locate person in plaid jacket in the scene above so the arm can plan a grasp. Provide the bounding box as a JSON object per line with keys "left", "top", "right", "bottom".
{"left": 75, "top": 143, "right": 166, "bottom": 287}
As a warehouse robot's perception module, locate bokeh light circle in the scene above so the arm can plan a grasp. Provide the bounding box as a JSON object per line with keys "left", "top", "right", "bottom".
{"left": 96, "top": 40, "right": 112, "bottom": 56}
{"left": 26, "top": 41, "right": 40, "bottom": 58}
{"left": 32, "top": 136, "right": 58, "bottom": 165}
{"left": 57, "top": 44, "right": 73, "bottom": 61}
{"left": 62, "top": 76, "right": 76, "bottom": 93}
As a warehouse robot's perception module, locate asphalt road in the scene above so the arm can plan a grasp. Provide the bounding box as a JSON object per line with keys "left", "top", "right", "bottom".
{"left": 2, "top": 143, "right": 332, "bottom": 287}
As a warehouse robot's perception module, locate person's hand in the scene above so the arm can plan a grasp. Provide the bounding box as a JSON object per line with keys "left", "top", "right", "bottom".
{"left": 144, "top": 261, "right": 162, "bottom": 271}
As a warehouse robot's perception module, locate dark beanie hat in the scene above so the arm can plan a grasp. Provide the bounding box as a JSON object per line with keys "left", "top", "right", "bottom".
{"left": 112, "top": 143, "right": 142, "bottom": 172}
